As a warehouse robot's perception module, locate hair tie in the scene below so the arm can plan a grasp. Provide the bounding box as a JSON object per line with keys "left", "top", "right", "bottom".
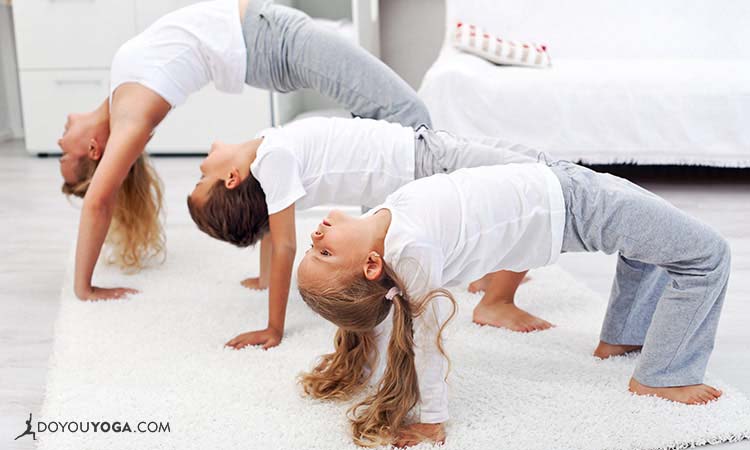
{"left": 385, "top": 287, "right": 401, "bottom": 301}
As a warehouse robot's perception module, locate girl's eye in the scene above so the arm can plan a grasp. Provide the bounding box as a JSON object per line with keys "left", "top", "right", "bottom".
{"left": 320, "top": 249, "right": 331, "bottom": 256}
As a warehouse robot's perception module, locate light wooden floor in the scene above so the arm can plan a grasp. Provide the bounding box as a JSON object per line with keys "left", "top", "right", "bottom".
{"left": 1, "top": 140, "right": 748, "bottom": 448}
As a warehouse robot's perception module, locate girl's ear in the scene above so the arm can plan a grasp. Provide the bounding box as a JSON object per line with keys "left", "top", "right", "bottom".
{"left": 363, "top": 251, "right": 384, "bottom": 281}
{"left": 225, "top": 168, "right": 241, "bottom": 190}
{"left": 88, "top": 138, "right": 103, "bottom": 161}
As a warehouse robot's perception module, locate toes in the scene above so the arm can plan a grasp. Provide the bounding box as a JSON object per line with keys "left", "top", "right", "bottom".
{"left": 698, "top": 386, "right": 717, "bottom": 400}
{"left": 697, "top": 392, "right": 712, "bottom": 404}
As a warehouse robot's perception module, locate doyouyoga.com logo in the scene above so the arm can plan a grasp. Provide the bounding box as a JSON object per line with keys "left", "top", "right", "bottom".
{"left": 14, "top": 413, "right": 170, "bottom": 441}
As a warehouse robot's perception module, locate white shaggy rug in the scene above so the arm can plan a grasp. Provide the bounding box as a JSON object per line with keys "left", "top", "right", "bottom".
{"left": 40, "top": 217, "right": 750, "bottom": 450}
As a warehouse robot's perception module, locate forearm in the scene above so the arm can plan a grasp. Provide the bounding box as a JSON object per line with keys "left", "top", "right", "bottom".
{"left": 73, "top": 198, "right": 115, "bottom": 298}
{"left": 258, "top": 234, "right": 272, "bottom": 287}
{"left": 266, "top": 243, "right": 296, "bottom": 333}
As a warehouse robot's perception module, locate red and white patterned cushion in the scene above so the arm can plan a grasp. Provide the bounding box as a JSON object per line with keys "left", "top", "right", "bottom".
{"left": 452, "top": 21, "right": 551, "bottom": 68}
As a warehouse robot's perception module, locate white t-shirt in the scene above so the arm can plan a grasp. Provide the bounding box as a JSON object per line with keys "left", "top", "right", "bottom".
{"left": 370, "top": 163, "right": 566, "bottom": 423}
{"left": 250, "top": 117, "right": 416, "bottom": 214}
{"left": 110, "top": 0, "right": 247, "bottom": 107}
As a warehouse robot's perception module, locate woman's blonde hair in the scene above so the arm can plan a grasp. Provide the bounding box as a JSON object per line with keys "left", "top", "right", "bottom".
{"left": 298, "top": 261, "right": 456, "bottom": 447}
{"left": 61, "top": 154, "right": 165, "bottom": 271}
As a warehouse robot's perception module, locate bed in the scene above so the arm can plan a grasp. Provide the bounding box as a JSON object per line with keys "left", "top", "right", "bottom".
{"left": 418, "top": 0, "right": 750, "bottom": 167}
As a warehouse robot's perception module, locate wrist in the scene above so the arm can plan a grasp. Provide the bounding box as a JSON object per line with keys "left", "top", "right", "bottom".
{"left": 74, "top": 284, "right": 93, "bottom": 299}
{"left": 267, "top": 323, "right": 284, "bottom": 336}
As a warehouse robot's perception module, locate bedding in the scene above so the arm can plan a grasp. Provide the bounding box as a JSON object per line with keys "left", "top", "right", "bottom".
{"left": 419, "top": 47, "right": 750, "bottom": 166}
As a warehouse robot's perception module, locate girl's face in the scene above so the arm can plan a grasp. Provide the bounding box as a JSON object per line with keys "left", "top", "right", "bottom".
{"left": 58, "top": 114, "right": 100, "bottom": 185}
{"left": 298, "top": 210, "right": 376, "bottom": 286}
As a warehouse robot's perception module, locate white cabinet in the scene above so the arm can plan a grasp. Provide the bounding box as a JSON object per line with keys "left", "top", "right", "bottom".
{"left": 12, "top": 0, "right": 136, "bottom": 70}
{"left": 148, "top": 86, "right": 271, "bottom": 152}
{"left": 18, "top": 70, "right": 110, "bottom": 151}
{"left": 12, "top": 0, "right": 272, "bottom": 154}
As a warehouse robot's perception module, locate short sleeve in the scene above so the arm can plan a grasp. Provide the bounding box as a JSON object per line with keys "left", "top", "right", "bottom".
{"left": 250, "top": 147, "right": 307, "bottom": 215}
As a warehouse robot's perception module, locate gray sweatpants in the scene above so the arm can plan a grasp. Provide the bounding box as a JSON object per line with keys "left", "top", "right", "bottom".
{"left": 413, "top": 127, "right": 547, "bottom": 179}
{"left": 550, "top": 162, "right": 731, "bottom": 387}
{"left": 242, "top": 1, "right": 431, "bottom": 129}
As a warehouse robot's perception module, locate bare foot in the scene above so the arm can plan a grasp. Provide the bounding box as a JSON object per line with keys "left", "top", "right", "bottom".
{"left": 473, "top": 302, "right": 553, "bottom": 332}
{"left": 629, "top": 378, "right": 722, "bottom": 405}
{"left": 240, "top": 277, "right": 267, "bottom": 290}
{"left": 593, "top": 341, "right": 642, "bottom": 359}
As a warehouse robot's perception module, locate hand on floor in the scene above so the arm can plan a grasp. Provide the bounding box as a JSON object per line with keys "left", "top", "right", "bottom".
{"left": 225, "top": 327, "right": 282, "bottom": 350}
{"left": 240, "top": 277, "right": 268, "bottom": 290}
{"left": 394, "top": 423, "right": 445, "bottom": 448}
{"left": 79, "top": 286, "right": 139, "bottom": 301}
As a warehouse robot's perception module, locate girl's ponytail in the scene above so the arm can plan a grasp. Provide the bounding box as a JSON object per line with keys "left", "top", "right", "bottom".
{"left": 106, "top": 154, "right": 165, "bottom": 271}
{"left": 349, "top": 287, "right": 420, "bottom": 447}
{"left": 298, "top": 261, "right": 456, "bottom": 447}
{"left": 62, "top": 154, "right": 165, "bottom": 271}
{"left": 300, "top": 328, "right": 376, "bottom": 400}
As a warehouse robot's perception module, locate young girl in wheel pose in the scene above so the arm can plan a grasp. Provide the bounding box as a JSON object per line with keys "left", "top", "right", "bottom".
{"left": 187, "top": 115, "right": 547, "bottom": 349}
{"left": 57, "top": 0, "right": 429, "bottom": 302}
{"left": 295, "top": 161, "right": 730, "bottom": 447}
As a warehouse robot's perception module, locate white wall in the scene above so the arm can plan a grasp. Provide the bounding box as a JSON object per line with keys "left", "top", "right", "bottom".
{"left": 0, "top": 4, "right": 23, "bottom": 141}
{"left": 379, "top": 0, "right": 445, "bottom": 90}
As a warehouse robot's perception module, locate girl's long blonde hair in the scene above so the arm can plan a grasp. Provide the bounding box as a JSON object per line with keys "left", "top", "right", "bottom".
{"left": 62, "top": 154, "right": 165, "bottom": 271}
{"left": 299, "top": 261, "right": 456, "bottom": 447}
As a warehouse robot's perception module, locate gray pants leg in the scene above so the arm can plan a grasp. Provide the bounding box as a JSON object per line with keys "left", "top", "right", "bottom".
{"left": 551, "top": 162, "right": 731, "bottom": 387}
{"left": 243, "top": 2, "right": 431, "bottom": 129}
{"left": 413, "top": 128, "right": 541, "bottom": 179}
{"left": 463, "top": 134, "right": 555, "bottom": 163}
{"left": 600, "top": 256, "right": 668, "bottom": 345}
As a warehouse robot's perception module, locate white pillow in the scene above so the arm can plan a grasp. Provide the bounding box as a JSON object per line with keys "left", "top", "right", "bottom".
{"left": 452, "top": 21, "right": 551, "bottom": 68}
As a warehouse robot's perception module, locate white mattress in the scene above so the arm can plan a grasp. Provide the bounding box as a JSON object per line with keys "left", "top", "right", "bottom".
{"left": 419, "top": 47, "right": 750, "bottom": 166}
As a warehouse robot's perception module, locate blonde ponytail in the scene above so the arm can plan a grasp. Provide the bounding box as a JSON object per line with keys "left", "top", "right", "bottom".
{"left": 300, "top": 328, "right": 376, "bottom": 401}
{"left": 298, "top": 262, "right": 456, "bottom": 447}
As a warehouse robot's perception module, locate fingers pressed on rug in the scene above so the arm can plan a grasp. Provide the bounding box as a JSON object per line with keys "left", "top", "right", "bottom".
{"left": 225, "top": 328, "right": 282, "bottom": 350}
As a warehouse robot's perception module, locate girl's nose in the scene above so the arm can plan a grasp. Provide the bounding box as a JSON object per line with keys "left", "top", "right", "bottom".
{"left": 311, "top": 230, "right": 323, "bottom": 241}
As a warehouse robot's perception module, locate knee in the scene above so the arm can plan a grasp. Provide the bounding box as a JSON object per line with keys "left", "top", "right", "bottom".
{"left": 706, "top": 233, "right": 731, "bottom": 276}
{"left": 405, "top": 100, "right": 432, "bottom": 129}
{"left": 717, "top": 236, "right": 732, "bottom": 270}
